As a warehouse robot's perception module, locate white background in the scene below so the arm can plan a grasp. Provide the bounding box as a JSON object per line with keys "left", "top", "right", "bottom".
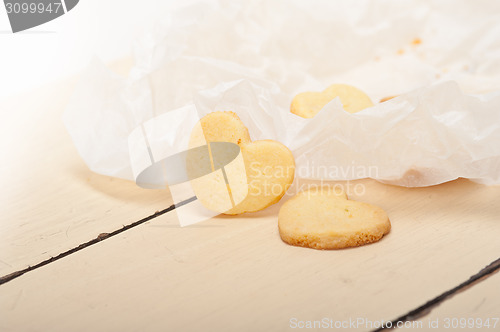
{"left": 0, "top": 0, "right": 176, "bottom": 101}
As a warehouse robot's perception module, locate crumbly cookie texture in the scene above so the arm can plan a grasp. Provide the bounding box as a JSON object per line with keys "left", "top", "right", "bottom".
{"left": 278, "top": 187, "right": 390, "bottom": 249}
{"left": 189, "top": 111, "right": 295, "bottom": 215}
{"left": 225, "top": 140, "right": 295, "bottom": 215}
{"left": 291, "top": 84, "right": 374, "bottom": 118}
{"left": 189, "top": 111, "right": 251, "bottom": 148}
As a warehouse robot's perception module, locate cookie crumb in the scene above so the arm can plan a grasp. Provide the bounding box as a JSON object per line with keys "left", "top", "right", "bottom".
{"left": 380, "top": 96, "right": 397, "bottom": 103}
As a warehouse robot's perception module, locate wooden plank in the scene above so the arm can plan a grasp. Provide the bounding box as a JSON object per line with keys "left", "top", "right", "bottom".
{"left": 417, "top": 268, "right": 500, "bottom": 331}
{"left": 0, "top": 58, "right": 173, "bottom": 276}
{"left": 0, "top": 177, "right": 499, "bottom": 331}
{"left": 1, "top": 58, "right": 499, "bottom": 331}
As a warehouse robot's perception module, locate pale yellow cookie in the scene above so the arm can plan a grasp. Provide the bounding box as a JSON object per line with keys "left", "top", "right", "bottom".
{"left": 278, "top": 187, "right": 390, "bottom": 249}
{"left": 189, "top": 111, "right": 251, "bottom": 147}
{"left": 225, "top": 140, "right": 295, "bottom": 215}
{"left": 187, "top": 111, "right": 251, "bottom": 213}
{"left": 188, "top": 111, "right": 295, "bottom": 215}
{"left": 291, "top": 84, "right": 374, "bottom": 118}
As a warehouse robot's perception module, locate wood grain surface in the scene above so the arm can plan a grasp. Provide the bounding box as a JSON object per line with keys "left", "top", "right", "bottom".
{"left": 0, "top": 60, "right": 499, "bottom": 332}
{"left": 418, "top": 270, "right": 500, "bottom": 331}
{"left": 0, "top": 58, "right": 172, "bottom": 277}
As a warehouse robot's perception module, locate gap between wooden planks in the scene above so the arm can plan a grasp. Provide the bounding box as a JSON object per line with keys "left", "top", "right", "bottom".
{"left": 0, "top": 58, "right": 173, "bottom": 277}
{"left": 1, "top": 176, "right": 500, "bottom": 331}
{"left": 1, "top": 59, "right": 500, "bottom": 331}
{"left": 1, "top": 185, "right": 499, "bottom": 331}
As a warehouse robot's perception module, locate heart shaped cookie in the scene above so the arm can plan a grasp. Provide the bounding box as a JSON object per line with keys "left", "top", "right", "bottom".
{"left": 291, "top": 84, "right": 374, "bottom": 118}
{"left": 189, "top": 111, "right": 295, "bottom": 215}
{"left": 278, "top": 186, "right": 390, "bottom": 249}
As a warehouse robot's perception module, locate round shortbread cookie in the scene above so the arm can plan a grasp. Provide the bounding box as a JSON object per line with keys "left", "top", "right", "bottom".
{"left": 278, "top": 187, "right": 390, "bottom": 249}
{"left": 291, "top": 84, "right": 374, "bottom": 118}
{"left": 189, "top": 111, "right": 295, "bottom": 215}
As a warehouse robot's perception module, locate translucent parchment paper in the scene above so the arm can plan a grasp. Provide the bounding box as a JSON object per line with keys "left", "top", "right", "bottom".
{"left": 64, "top": 0, "right": 500, "bottom": 187}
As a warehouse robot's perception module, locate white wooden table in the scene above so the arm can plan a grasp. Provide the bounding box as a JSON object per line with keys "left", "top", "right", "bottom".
{"left": 1, "top": 60, "right": 499, "bottom": 332}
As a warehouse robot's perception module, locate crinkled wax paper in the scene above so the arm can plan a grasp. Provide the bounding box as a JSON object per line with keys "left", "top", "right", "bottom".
{"left": 64, "top": 0, "right": 500, "bottom": 187}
